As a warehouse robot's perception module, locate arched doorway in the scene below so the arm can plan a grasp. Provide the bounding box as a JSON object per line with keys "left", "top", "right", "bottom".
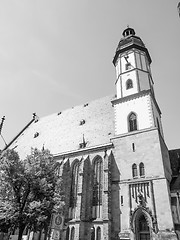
{"left": 136, "top": 214, "right": 150, "bottom": 240}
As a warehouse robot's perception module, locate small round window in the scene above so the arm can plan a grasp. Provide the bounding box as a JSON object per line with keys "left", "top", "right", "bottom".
{"left": 126, "top": 79, "right": 133, "bottom": 89}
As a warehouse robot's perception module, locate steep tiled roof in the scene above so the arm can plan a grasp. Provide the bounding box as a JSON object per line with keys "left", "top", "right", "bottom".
{"left": 10, "top": 95, "right": 115, "bottom": 159}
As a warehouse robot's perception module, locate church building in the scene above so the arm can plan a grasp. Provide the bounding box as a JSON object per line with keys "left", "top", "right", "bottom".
{"left": 4, "top": 27, "right": 180, "bottom": 240}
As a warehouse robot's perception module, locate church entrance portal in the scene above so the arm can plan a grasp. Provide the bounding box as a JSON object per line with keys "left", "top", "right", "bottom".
{"left": 136, "top": 214, "right": 150, "bottom": 240}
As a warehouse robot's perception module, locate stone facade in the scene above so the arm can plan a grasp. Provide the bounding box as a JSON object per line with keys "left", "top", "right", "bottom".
{"left": 4, "top": 27, "right": 180, "bottom": 240}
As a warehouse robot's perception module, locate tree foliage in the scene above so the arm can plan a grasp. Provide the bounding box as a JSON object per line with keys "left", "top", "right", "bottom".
{"left": 0, "top": 148, "right": 64, "bottom": 240}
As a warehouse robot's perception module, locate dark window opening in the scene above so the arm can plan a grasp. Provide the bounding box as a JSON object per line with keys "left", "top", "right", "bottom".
{"left": 132, "top": 163, "right": 138, "bottom": 178}
{"left": 139, "top": 162, "right": 145, "bottom": 177}
{"left": 138, "top": 215, "right": 150, "bottom": 240}
{"left": 128, "top": 113, "right": 137, "bottom": 132}
{"left": 96, "top": 227, "right": 101, "bottom": 240}
{"left": 66, "top": 227, "right": 70, "bottom": 240}
{"left": 126, "top": 79, "right": 133, "bottom": 89}
{"left": 93, "top": 158, "right": 102, "bottom": 206}
{"left": 70, "top": 227, "right": 75, "bottom": 240}
{"left": 132, "top": 143, "right": 135, "bottom": 152}
{"left": 125, "top": 62, "right": 131, "bottom": 70}
{"left": 91, "top": 227, "right": 95, "bottom": 240}
{"left": 121, "top": 196, "right": 123, "bottom": 205}
{"left": 70, "top": 162, "right": 79, "bottom": 208}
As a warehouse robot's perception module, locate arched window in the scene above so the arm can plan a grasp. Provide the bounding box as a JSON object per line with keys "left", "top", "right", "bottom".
{"left": 128, "top": 112, "right": 137, "bottom": 132}
{"left": 96, "top": 227, "right": 101, "bottom": 240}
{"left": 139, "top": 162, "right": 145, "bottom": 177}
{"left": 91, "top": 227, "right": 95, "bottom": 240}
{"left": 125, "top": 62, "right": 131, "bottom": 71}
{"left": 126, "top": 79, "right": 133, "bottom": 89}
{"left": 66, "top": 227, "right": 70, "bottom": 240}
{"left": 92, "top": 157, "right": 103, "bottom": 218}
{"left": 70, "top": 161, "right": 79, "bottom": 208}
{"left": 132, "top": 164, "right": 138, "bottom": 178}
{"left": 70, "top": 227, "right": 75, "bottom": 240}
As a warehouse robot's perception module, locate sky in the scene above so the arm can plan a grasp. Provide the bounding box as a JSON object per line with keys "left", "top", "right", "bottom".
{"left": 0, "top": 0, "right": 179, "bottom": 150}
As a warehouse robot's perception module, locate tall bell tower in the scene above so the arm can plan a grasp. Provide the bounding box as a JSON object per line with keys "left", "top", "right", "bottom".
{"left": 112, "top": 27, "right": 163, "bottom": 137}
{"left": 111, "top": 27, "right": 177, "bottom": 240}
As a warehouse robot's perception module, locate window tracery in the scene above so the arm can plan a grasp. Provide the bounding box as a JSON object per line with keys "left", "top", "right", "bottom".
{"left": 128, "top": 112, "right": 138, "bottom": 132}
{"left": 92, "top": 157, "right": 103, "bottom": 219}
{"left": 70, "top": 161, "right": 79, "bottom": 208}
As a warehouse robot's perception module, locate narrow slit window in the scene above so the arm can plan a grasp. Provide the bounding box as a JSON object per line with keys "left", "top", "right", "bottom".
{"left": 132, "top": 143, "right": 135, "bottom": 152}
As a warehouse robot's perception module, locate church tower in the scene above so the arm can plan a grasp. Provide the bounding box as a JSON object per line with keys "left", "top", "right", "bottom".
{"left": 111, "top": 27, "right": 177, "bottom": 240}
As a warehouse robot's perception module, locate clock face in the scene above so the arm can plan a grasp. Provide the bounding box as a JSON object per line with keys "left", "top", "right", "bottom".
{"left": 55, "top": 215, "right": 62, "bottom": 225}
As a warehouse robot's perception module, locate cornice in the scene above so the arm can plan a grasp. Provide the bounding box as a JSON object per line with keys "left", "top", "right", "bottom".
{"left": 111, "top": 90, "right": 161, "bottom": 116}
{"left": 110, "top": 127, "right": 158, "bottom": 140}
{"left": 53, "top": 142, "right": 113, "bottom": 159}
{"left": 119, "top": 176, "right": 167, "bottom": 185}
{"left": 111, "top": 89, "right": 150, "bottom": 105}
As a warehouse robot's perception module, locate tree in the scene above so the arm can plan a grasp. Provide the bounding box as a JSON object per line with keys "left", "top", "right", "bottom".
{"left": 0, "top": 148, "right": 64, "bottom": 240}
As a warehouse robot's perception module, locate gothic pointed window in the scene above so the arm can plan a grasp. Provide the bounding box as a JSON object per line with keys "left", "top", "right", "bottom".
{"left": 70, "top": 227, "right": 75, "bottom": 240}
{"left": 132, "top": 163, "right": 138, "bottom": 178}
{"left": 126, "top": 79, "right": 133, "bottom": 89}
{"left": 139, "top": 162, "right": 145, "bottom": 177}
{"left": 128, "top": 112, "right": 137, "bottom": 132}
{"left": 70, "top": 161, "right": 79, "bottom": 208}
{"left": 92, "top": 157, "right": 103, "bottom": 219}
{"left": 91, "top": 227, "right": 95, "bottom": 240}
{"left": 96, "top": 227, "right": 101, "bottom": 240}
{"left": 66, "top": 227, "right": 70, "bottom": 240}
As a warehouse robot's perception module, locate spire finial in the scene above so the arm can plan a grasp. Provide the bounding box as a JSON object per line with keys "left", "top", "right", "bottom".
{"left": 33, "top": 112, "right": 36, "bottom": 119}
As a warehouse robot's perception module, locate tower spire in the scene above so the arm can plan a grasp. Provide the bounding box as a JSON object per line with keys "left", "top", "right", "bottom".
{"left": 112, "top": 27, "right": 163, "bottom": 137}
